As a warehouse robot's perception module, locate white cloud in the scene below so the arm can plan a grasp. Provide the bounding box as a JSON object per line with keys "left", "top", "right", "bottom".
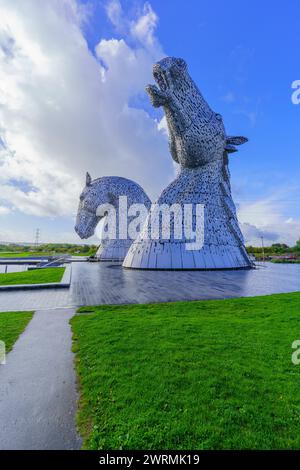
{"left": 238, "top": 193, "right": 300, "bottom": 246}
{"left": 105, "top": 0, "right": 123, "bottom": 30}
{"left": 104, "top": 0, "right": 159, "bottom": 49}
{"left": 238, "top": 195, "right": 283, "bottom": 228}
{"left": 240, "top": 222, "right": 279, "bottom": 245}
{"left": 0, "top": 0, "right": 171, "bottom": 220}
{"left": 157, "top": 115, "right": 168, "bottom": 135}
{"left": 130, "top": 2, "right": 158, "bottom": 48}
{"left": 0, "top": 206, "right": 10, "bottom": 215}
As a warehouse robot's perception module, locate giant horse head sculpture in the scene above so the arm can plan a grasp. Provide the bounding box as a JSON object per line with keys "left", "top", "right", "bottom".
{"left": 75, "top": 173, "right": 151, "bottom": 261}
{"left": 146, "top": 57, "right": 247, "bottom": 168}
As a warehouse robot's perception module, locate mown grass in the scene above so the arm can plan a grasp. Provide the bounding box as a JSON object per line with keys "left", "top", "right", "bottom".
{"left": 271, "top": 259, "right": 300, "bottom": 264}
{"left": 0, "top": 252, "right": 53, "bottom": 258}
{"left": 0, "top": 267, "right": 65, "bottom": 286}
{"left": 71, "top": 293, "right": 300, "bottom": 450}
{"left": 0, "top": 252, "right": 93, "bottom": 258}
{"left": 0, "top": 312, "right": 33, "bottom": 353}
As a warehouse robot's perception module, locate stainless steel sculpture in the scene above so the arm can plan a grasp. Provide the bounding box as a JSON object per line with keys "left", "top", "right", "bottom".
{"left": 123, "top": 57, "right": 252, "bottom": 269}
{"left": 75, "top": 173, "right": 151, "bottom": 261}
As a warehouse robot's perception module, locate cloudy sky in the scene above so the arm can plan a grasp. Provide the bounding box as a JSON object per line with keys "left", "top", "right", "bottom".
{"left": 0, "top": 0, "right": 299, "bottom": 246}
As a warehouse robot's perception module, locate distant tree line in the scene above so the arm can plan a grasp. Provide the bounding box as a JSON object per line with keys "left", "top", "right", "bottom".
{"left": 1, "top": 239, "right": 300, "bottom": 258}
{"left": 246, "top": 239, "right": 300, "bottom": 256}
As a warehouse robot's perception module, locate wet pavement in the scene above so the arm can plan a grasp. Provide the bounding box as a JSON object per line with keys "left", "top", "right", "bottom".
{"left": 0, "top": 261, "right": 300, "bottom": 312}
{"left": 0, "top": 308, "right": 81, "bottom": 450}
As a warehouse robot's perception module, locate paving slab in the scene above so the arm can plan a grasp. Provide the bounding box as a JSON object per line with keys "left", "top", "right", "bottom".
{"left": 0, "top": 308, "right": 81, "bottom": 450}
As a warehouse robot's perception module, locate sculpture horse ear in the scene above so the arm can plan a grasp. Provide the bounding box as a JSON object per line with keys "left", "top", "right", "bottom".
{"left": 86, "top": 172, "right": 92, "bottom": 186}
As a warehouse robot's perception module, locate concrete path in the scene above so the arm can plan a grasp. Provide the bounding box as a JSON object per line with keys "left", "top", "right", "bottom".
{"left": 0, "top": 308, "right": 82, "bottom": 450}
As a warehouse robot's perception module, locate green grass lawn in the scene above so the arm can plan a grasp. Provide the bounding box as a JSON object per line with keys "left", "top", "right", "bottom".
{"left": 0, "top": 267, "right": 65, "bottom": 286}
{"left": 0, "top": 251, "right": 94, "bottom": 258}
{"left": 0, "top": 311, "right": 33, "bottom": 353}
{"left": 71, "top": 293, "right": 300, "bottom": 450}
{"left": 0, "top": 252, "right": 53, "bottom": 258}
{"left": 271, "top": 259, "right": 300, "bottom": 264}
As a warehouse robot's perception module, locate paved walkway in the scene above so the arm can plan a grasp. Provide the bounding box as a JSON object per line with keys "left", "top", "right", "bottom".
{"left": 1, "top": 261, "right": 300, "bottom": 312}
{"left": 0, "top": 308, "right": 81, "bottom": 450}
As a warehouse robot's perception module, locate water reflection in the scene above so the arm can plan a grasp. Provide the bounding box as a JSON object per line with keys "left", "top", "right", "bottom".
{"left": 0, "top": 264, "right": 28, "bottom": 274}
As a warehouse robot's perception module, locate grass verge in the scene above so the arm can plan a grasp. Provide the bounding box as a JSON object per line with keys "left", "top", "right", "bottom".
{"left": 0, "top": 251, "right": 93, "bottom": 258}
{"left": 271, "top": 259, "right": 300, "bottom": 264}
{"left": 71, "top": 293, "right": 300, "bottom": 450}
{"left": 0, "top": 267, "right": 65, "bottom": 286}
{"left": 0, "top": 311, "right": 33, "bottom": 353}
{"left": 0, "top": 252, "right": 54, "bottom": 258}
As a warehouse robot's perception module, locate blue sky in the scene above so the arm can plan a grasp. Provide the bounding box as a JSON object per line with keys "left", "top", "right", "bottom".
{"left": 0, "top": 0, "right": 299, "bottom": 245}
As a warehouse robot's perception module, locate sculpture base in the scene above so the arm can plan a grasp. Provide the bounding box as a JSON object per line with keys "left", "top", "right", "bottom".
{"left": 96, "top": 240, "right": 132, "bottom": 261}
{"left": 122, "top": 241, "right": 252, "bottom": 270}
